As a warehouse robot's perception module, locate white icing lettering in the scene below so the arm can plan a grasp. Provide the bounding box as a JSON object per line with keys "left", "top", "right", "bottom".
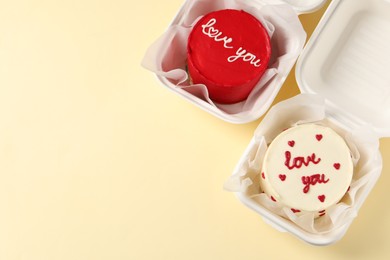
{"left": 200, "top": 18, "right": 262, "bottom": 68}
{"left": 201, "top": 18, "right": 233, "bottom": 49}
{"left": 227, "top": 47, "right": 262, "bottom": 67}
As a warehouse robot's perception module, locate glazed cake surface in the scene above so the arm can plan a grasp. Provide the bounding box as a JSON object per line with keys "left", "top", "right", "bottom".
{"left": 260, "top": 124, "right": 353, "bottom": 214}
{"left": 187, "top": 9, "right": 271, "bottom": 104}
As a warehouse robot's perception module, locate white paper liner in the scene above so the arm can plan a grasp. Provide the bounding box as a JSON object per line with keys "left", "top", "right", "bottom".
{"left": 224, "top": 94, "right": 382, "bottom": 234}
{"left": 141, "top": 0, "right": 306, "bottom": 117}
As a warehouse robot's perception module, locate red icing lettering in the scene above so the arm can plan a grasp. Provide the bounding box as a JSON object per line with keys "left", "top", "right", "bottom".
{"left": 284, "top": 151, "right": 321, "bottom": 170}
{"left": 301, "top": 174, "right": 329, "bottom": 193}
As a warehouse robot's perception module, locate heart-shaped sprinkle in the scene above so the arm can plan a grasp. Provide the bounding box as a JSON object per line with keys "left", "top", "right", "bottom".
{"left": 318, "top": 195, "right": 326, "bottom": 203}
{"left": 279, "top": 174, "right": 286, "bottom": 181}
{"left": 288, "top": 140, "right": 295, "bottom": 147}
{"left": 271, "top": 196, "right": 277, "bottom": 202}
{"left": 334, "top": 163, "right": 341, "bottom": 170}
{"left": 291, "top": 208, "right": 301, "bottom": 213}
{"left": 316, "top": 134, "right": 323, "bottom": 141}
{"left": 261, "top": 172, "right": 265, "bottom": 179}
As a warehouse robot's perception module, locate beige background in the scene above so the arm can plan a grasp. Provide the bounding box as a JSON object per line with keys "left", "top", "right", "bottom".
{"left": 1, "top": 0, "right": 390, "bottom": 259}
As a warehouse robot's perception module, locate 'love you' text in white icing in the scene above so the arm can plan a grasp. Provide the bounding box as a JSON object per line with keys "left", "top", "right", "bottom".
{"left": 201, "top": 18, "right": 262, "bottom": 68}
{"left": 227, "top": 47, "right": 262, "bottom": 67}
{"left": 201, "top": 18, "right": 233, "bottom": 49}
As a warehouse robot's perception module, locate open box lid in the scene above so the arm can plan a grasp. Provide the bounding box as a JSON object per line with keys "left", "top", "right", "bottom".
{"left": 266, "top": 0, "right": 327, "bottom": 14}
{"left": 296, "top": 0, "right": 390, "bottom": 138}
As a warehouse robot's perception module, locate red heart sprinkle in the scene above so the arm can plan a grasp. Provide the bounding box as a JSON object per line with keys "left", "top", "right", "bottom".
{"left": 279, "top": 174, "right": 286, "bottom": 181}
{"left": 288, "top": 140, "right": 295, "bottom": 147}
{"left": 318, "top": 195, "right": 326, "bottom": 202}
{"left": 316, "top": 134, "right": 323, "bottom": 141}
{"left": 261, "top": 172, "right": 265, "bottom": 179}
{"left": 271, "top": 196, "right": 277, "bottom": 202}
{"left": 291, "top": 208, "right": 301, "bottom": 213}
{"left": 334, "top": 163, "right": 341, "bottom": 170}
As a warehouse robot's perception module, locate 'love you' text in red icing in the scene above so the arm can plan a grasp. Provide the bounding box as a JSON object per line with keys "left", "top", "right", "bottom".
{"left": 284, "top": 151, "right": 321, "bottom": 170}
{"left": 301, "top": 174, "right": 330, "bottom": 193}
{"left": 284, "top": 151, "right": 331, "bottom": 194}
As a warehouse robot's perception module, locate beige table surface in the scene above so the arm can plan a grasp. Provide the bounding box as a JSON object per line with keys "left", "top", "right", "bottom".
{"left": 1, "top": 0, "right": 390, "bottom": 259}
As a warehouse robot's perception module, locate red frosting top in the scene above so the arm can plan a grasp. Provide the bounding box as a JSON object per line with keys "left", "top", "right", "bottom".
{"left": 187, "top": 9, "right": 271, "bottom": 104}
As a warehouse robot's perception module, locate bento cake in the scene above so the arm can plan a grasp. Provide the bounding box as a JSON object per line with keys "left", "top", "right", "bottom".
{"left": 187, "top": 9, "right": 271, "bottom": 104}
{"left": 260, "top": 124, "right": 353, "bottom": 216}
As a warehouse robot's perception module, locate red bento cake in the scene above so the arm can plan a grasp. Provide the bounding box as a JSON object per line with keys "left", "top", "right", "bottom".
{"left": 187, "top": 9, "right": 271, "bottom": 104}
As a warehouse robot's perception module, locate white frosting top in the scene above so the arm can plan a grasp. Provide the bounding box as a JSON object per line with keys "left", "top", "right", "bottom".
{"left": 260, "top": 124, "right": 353, "bottom": 212}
